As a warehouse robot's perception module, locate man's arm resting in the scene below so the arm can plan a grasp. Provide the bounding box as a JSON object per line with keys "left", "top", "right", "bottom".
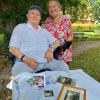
{"left": 9, "top": 46, "right": 24, "bottom": 60}
{"left": 9, "top": 46, "right": 38, "bottom": 69}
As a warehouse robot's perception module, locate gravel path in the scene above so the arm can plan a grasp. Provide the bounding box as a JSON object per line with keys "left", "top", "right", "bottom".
{"left": 73, "top": 41, "right": 100, "bottom": 56}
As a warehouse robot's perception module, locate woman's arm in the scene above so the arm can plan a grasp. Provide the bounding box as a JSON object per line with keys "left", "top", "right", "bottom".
{"left": 44, "top": 40, "right": 60, "bottom": 62}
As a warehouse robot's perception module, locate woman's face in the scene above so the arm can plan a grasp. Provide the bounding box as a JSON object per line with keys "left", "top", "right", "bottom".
{"left": 47, "top": 1, "right": 61, "bottom": 18}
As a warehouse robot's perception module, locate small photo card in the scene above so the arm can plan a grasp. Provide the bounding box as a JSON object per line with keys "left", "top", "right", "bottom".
{"left": 44, "top": 90, "right": 54, "bottom": 97}
{"left": 33, "top": 76, "right": 44, "bottom": 87}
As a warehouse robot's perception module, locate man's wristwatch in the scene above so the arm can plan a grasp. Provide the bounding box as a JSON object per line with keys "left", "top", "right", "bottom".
{"left": 18, "top": 55, "right": 25, "bottom": 62}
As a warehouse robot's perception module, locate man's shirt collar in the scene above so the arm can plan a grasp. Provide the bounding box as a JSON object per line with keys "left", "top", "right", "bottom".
{"left": 27, "top": 22, "right": 41, "bottom": 30}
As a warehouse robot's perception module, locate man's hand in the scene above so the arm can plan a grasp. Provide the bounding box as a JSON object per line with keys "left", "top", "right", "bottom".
{"left": 44, "top": 48, "right": 54, "bottom": 62}
{"left": 23, "top": 56, "right": 39, "bottom": 70}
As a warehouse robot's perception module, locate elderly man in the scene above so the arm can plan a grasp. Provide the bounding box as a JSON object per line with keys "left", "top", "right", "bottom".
{"left": 9, "top": 4, "right": 69, "bottom": 76}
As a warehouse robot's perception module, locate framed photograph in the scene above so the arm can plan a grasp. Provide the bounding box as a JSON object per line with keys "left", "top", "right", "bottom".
{"left": 57, "top": 84, "right": 86, "bottom": 100}
{"left": 57, "top": 75, "right": 76, "bottom": 86}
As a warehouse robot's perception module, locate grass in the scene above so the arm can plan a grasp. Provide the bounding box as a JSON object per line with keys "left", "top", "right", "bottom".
{"left": 0, "top": 34, "right": 5, "bottom": 47}
{"left": 0, "top": 54, "right": 11, "bottom": 100}
{"left": 0, "top": 79, "right": 11, "bottom": 100}
{"left": 70, "top": 46, "right": 100, "bottom": 82}
{"left": 84, "top": 32, "right": 100, "bottom": 39}
{"left": 0, "top": 45, "right": 99, "bottom": 99}
{"left": 0, "top": 34, "right": 100, "bottom": 99}
{"left": 74, "top": 32, "right": 100, "bottom": 40}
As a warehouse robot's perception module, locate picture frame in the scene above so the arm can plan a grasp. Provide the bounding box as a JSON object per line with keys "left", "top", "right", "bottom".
{"left": 57, "top": 84, "right": 86, "bottom": 100}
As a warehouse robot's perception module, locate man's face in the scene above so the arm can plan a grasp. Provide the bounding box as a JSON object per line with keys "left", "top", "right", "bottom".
{"left": 27, "top": 9, "right": 41, "bottom": 25}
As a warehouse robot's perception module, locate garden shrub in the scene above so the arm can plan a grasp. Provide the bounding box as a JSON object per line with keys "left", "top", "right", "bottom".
{"left": 0, "top": 31, "right": 11, "bottom": 53}
{"left": 72, "top": 24, "right": 100, "bottom": 32}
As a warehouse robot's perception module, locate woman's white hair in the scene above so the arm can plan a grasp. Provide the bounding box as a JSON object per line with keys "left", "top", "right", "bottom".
{"left": 47, "top": 0, "right": 62, "bottom": 11}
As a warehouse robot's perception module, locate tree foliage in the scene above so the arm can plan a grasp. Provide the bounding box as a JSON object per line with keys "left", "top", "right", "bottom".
{"left": 0, "top": 0, "right": 95, "bottom": 33}
{"left": 91, "top": 0, "right": 100, "bottom": 21}
{"left": 59, "top": 0, "right": 91, "bottom": 22}
{"left": 0, "top": 0, "right": 48, "bottom": 32}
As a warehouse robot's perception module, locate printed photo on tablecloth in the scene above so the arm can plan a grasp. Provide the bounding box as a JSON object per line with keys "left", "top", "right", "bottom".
{"left": 27, "top": 73, "right": 46, "bottom": 87}
{"left": 44, "top": 90, "right": 54, "bottom": 97}
{"left": 57, "top": 75, "right": 76, "bottom": 86}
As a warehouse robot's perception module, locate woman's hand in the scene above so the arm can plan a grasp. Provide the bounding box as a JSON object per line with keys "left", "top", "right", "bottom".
{"left": 67, "top": 34, "right": 73, "bottom": 41}
{"left": 44, "top": 48, "right": 54, "bottom": 62}
{"left": 23, "top": 56, "right": 39, "bottom": 70}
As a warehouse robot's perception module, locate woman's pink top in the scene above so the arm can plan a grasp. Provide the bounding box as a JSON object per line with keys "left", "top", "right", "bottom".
{"left": 44, "top": 15, "right": 73, "bottom": 62}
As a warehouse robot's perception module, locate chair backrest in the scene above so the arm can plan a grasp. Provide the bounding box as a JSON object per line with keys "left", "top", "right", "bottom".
{"left": 6, "top": 52, "right": 16, "bottom": 66}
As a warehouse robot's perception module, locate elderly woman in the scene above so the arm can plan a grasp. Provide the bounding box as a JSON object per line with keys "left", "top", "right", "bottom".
{"left": 44, "top": 0, "right": 73, "bottom": 64}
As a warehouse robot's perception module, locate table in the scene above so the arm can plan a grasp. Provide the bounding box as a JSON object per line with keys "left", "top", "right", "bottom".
{"left": 7, "top": 69, "right": 100, "bottom": 100}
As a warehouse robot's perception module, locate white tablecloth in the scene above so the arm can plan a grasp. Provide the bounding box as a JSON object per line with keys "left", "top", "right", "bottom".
{"left": 7, "top": 69, "right": 100, "bottom": 100}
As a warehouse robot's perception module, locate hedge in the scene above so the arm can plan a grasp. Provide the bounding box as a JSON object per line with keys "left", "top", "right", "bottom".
{"left": 72, "top": 24, "right": 100, "bottom": 32}
{"left": 0, "top": 32, "right": 11, "bottom": 53}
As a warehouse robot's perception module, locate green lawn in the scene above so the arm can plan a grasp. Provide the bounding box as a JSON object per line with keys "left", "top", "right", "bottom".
{"left": 0, "top": 34, "right": 100, "bottom": 99}
{"left": 74, "top": 32, "right": 100, "bottom": 40}
{"left": 0, "top": 46, "right": 99, "bottom": 99}
{"left": 70, "top": 46, "right": 100, "bottom": 82}
{"left": 84, "top": 32, "right": 100, "bottom": 39}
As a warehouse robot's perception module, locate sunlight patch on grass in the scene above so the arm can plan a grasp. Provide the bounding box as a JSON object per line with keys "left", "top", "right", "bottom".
{"left": 84, "top": 32, "right": 100, "bottom": 38}
{"left": 70, "top": 47, "right": 100, "bottom": 82}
